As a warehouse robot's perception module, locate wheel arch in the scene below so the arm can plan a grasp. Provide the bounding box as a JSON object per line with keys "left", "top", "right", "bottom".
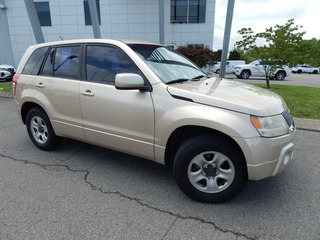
{"left": 165, "top": 125, "right": 246, "bottom": 169}
{"left": 21, "top": 102, "right": 47, "bottom": 125}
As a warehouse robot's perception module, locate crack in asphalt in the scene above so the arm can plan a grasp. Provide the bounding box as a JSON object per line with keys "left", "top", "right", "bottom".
{"left": 0, "top": 152, "right": 259, "bottom": 240}
{"left": 161, "top": 217, "right": 177, "bottom": 240}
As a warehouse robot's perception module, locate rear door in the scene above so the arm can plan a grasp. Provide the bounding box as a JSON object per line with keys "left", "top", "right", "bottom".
{"left": 80, "top": 44, "right": 155, "bottom": 160}
{"left": 36, "top": 45, "right": 84, "bottom": 141}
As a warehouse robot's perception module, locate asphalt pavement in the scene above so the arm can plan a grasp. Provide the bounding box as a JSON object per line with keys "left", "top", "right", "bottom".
{"left": 0, "top": 96, "right": 319, "bottom": 239}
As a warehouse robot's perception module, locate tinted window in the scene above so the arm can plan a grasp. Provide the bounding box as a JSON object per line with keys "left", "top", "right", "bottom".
{"left": 41, "top": 46, "right": 81, "bottom": 80}
{"left": 42, "top": 48, "right": 55, "bottom": 76}
{"left": 22, "top": 47, "right": 49, "bottom": 75}
{"left": 86, "top": 45, "right": 140, "bottom": 84}
{"left": 54, "top": 46, "right": 81, "bottom": 79}
{"left": 34, "top": 2, "right": 52, "bottom": 26}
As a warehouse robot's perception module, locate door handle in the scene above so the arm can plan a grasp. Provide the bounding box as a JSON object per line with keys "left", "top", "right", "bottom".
{"left": 81, "top": 90, "right": 94, "bottom": 96}
{"left": 35, "top": 82, "right": 45, "bottom": 88}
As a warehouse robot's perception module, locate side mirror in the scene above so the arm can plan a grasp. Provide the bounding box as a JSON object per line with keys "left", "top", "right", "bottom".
{"left": 115, "top": 73, "right": 145, "bottom": 90}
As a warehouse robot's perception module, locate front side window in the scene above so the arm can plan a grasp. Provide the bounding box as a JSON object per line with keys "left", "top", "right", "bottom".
{"left": 83, "top": 0, "right": 101, "bottom": 25}
{"left": 86, "top": 45, "right": 140, "bottom": 85}
{"left": 171, "top": 0, "right": 206, "bottom": 24}
{"left": 129, "top": 44, "right": 205, "bottom": 84}
{"left": 41, "top": 46, "right": 81, "bottom": 79}
{"left": 22, "top": 47, "right": 49, "bottom": 75}
{"left": 34, "top": 2, "right": 52, "bottom": 26}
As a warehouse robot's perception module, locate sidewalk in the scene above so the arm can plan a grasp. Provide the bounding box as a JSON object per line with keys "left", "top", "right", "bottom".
{"left": 1, "top": 91, "right": 319, "bottom": 132}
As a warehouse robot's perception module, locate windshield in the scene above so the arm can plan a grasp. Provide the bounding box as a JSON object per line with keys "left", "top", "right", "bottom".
{"left": 128, "top": 44, "right": 206, "bottom": 84}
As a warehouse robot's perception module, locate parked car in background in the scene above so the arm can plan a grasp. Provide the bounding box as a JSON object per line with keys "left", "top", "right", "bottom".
{"left": 13, "top": 39, "right": 295, "bottom": 203}
{"left": 292, "top": 65, "right": 319, "bottom": 74}
{"left": 233, "top": 60, "right": 291, "bottom": 80}
{"left": 212, "top": 60, "right": 245, "bottom": 74}
{"left": 0, "top": 64, "right": 16, "bottom": 81}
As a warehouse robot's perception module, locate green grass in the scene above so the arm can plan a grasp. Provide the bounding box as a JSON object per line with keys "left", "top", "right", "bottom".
{"left": 0, "top": 82, "right": 13, "bottom": 92}
{"left": 252, "top": 84, "right": 320, "bottom": 120}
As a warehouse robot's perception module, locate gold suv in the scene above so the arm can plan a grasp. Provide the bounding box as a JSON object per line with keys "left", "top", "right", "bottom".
{"left": 13, "top": 39, "right": 295, "bottom": 203}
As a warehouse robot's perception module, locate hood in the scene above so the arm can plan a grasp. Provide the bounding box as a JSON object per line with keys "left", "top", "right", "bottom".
{"left": 167, "top": 77, "right": 287, "bottom": 116}
{"left": 0, "top": 64, "right": 14, "bottom": 69}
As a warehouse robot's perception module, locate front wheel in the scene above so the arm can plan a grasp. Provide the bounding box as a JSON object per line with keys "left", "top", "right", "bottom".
{"left": 240, "top": 70, "right": 250, "bottom": 79}
{"left": 216, "top": 69, "right": 220, "bottom": 74}
{"left": 26, "top": 108, "right": 63, "bottom": 150}
{"left": 275, "top": 71, "right": 286, "bottom": 81}
{"left": 313, "top": 70, "right": 318, "bottom": 74}
{"left": 173, "top": 135, "right": 247, "bottom": 203}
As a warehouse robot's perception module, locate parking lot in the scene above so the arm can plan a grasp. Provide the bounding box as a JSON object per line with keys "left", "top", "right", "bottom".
{"left": 214, "top": 72, "right": 320, "bottom": 88}
{"left": 0, "top": 96, "right": 319, "bottom": 239}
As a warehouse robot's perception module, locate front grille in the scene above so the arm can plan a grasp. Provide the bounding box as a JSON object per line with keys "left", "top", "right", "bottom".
{"left": 282, "top": 108, "right": 295, "bottom": 131}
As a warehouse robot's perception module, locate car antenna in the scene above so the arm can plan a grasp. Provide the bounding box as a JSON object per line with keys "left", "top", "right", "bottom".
{"left": 59, "top": 36, "right": 64, "bottom": 40}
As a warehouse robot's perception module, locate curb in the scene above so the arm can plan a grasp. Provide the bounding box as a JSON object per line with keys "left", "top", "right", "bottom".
{"left": 294, "top": 118, "right": 320, "bottom": 132}
{"left": 0, "top": 91, "right": 13, "bottom": 98}
{"left": 1, "top": 91, "right": 319, "bottom": 132}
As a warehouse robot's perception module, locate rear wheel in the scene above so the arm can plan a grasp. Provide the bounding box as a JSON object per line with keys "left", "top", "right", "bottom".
{"left": 173, "top": 135, "right": 247, "bottom": 203}
{"left": 313, "top": 70, "right": 318, "bottom": 74}
{"left": 240, "top": 70, "right": 250, "bottom": 79}
{"left": 26, "top": 108, "right": 63, "bottom": 150}
{"left": 216, "top": 69, "right": 220, "bottom": 74}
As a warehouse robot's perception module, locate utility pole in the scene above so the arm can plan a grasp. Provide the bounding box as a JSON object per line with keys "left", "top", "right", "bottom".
{"left": 24, "top": 0, "right": 44, "bottom": 43}
{"left": 219, "top": 0, "right": 235, "bottom": 78}
{"left": 159, "top": 0, "right": 164, "bottom": 44}
{"left": 88, "top": 0, "right": 101, "bottom": 38}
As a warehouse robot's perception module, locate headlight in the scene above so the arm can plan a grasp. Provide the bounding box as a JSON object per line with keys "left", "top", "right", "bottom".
{"left": 251, "top": 115, "right": 289, "bottom": 137}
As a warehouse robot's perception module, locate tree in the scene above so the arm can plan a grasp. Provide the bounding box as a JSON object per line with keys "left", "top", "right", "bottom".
{"left": 235, "top": 19, "right": 305, "bottom": 88}
{"left": 228, "top": 49, "right": 241, "bottom": 60}
{"left": 296, "top": 38, "right": 320, "bottom": 66}
{"left": 176, "top": 45, "right": 218, "bottom": 68}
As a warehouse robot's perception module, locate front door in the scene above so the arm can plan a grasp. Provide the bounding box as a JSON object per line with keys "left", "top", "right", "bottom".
{"left": 80, "top": 45, "right": 155, "bottom": 160}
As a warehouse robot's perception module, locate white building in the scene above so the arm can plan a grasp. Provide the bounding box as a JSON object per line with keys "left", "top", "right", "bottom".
{"left": 0, "top": 0, "right": 216, "bottom": 67}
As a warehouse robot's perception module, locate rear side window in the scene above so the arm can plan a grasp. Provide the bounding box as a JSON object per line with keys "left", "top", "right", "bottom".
{"left": 86, "top": 45, "right": 140, "bottom": 85}
{"left": 41, "top": 45, "right": 81, "bottom": 79}
{"left": 22, "top": 47, "right": 49, "bottom": 75}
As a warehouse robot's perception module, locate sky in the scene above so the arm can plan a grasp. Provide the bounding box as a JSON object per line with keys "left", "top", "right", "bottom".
{"left": 213, "top": 0, "right": 320, "bottom": 50}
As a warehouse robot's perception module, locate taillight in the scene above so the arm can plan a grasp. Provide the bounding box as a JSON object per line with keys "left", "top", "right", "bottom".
{"left": 12, "top": 73, "right": 20, "bottom": 96}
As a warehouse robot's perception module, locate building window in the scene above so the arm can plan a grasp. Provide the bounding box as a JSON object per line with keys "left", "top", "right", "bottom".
{"left": 84, "top": 0, "right": 101, "bottom": 26}
{"left": 34, "top": 2, "right": 52, "bottom": 26}
{"left": 170, "top": 0, "right": 206, "bottom": 24}
{"left": 188, "top": 44, "right": 204, "bottom": 49}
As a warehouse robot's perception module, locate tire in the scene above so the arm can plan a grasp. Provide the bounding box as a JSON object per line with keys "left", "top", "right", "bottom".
{"left": 297, "top": 70, "right": 302, "bottom": 74}
{"left": 240, "top": 70, "right": 250, "bottom": 79}
{"left": 313, "top": 70, "right": 318, "bottom": 74}
{"left": 275, "top": 71, "right": 286, "bottom": 81}
{"left": 216, "top": 69, "right": 220, "bottom": 74}
{"left": 173, "top": 135, "right": 247, "bottom": 203}
{"left": 26, "top": 108, "right": 63, "bottom": 150}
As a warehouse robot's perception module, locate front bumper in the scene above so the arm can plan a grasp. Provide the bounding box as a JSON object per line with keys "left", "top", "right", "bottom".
{"left": 235, "top": 130, "right": 295, "bottom": 181}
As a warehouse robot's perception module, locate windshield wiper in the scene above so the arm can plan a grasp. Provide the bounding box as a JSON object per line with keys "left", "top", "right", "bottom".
{"left": 192, "top": 75, "right": 209, "bottom": 80}
{"left": 166, "top": 78, "right": 189, "bottom": 85}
